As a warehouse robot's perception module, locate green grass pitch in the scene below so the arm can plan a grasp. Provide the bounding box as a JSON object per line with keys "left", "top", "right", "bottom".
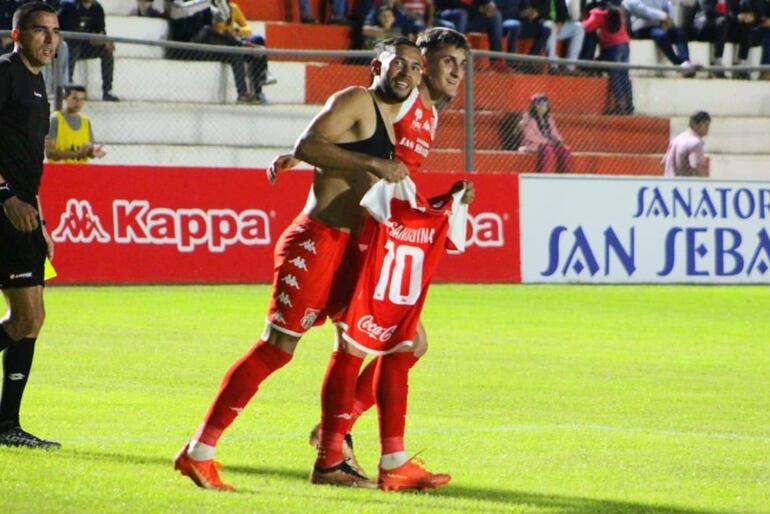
{"left": 1, "top": 284, "right": 768, "bottom": 513}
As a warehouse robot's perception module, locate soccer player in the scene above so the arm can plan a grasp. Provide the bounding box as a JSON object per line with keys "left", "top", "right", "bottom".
{"left": 314, "top": 176, "right": 475, "bottom": 491}
{"left": 45, "top": 84, "right": 107, "bottom": 163}
{"left": 173, "top": 37, "right": 423, "bottom": 491}
{"left": 272, "top": 27, "right": 472, "bottom": 473}
{"left": 0, "top": 1, "right": 61, "bottom": 449}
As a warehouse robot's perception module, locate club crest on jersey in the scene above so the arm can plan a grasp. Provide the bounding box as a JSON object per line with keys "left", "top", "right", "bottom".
{"left": 300, "top": 308, "right": 321, "bottom": 329}
{"left": 357, "top": 315, "right": 397, "bottom": 342}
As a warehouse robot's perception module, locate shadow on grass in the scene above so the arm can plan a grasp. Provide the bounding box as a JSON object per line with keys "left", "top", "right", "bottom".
{"left": 68, "top": 449, "right": 735, "bottom": 514}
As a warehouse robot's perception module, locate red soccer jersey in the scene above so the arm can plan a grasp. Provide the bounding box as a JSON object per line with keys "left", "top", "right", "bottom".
{"left": 338, "top": 178, "right": 467, "bottom": 354}
{"left": 394, "top": 88, "right": 438, "bottom": 173}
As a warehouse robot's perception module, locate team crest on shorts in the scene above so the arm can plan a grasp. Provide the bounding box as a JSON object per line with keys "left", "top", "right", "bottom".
{"left": 300, "top": 308, "right": 321, "bottom": 330}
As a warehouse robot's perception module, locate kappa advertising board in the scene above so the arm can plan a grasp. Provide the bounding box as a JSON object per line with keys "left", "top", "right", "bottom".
{"left": 39, "top": 165, "right": 520, "bottom": 284}
{"left": 519, "top": 175, "right": 770, "bottom": 284}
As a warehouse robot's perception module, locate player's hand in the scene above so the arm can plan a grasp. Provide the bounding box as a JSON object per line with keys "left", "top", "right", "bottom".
{"left": 267, "top": 153, "right": 299, "bottom": 184}
{"left": 78, "top": 142, "right": 94, "bottom": 158}
{"left": 377, "top": 159, "right": 409, "bottom": 183}
{"left": 2, "top": 196, "right": 39, "bottom": 232}
{"left": 661, "top": 16, "right": 673, "bottom": 29}
{"left": 43, "top": 225, "right": 55, "bottom": 260}
{"left": 449, "top": 179, "right": 476, "bottom": 204}
{"left": 90, "top": 144, "right": 107, "bottom": 158}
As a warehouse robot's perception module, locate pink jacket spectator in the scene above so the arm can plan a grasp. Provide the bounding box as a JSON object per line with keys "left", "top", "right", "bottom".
{"left": 582, "top": 8, "right": 630, "bottom": 49}
{"left": 519, "top": 114, "right": 565, "bottom": 153}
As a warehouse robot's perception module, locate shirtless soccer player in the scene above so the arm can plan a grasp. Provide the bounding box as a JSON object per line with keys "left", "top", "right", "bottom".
{"left": 173, "top": 37, "right": 422, "bottom": 491}
{"left": 271, "top": 27, "right": 471, "bottom": 474}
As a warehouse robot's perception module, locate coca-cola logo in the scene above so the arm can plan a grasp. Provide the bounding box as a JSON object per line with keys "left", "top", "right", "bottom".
{"left": 356, "top": 315, "right": 397, "bottom": 343}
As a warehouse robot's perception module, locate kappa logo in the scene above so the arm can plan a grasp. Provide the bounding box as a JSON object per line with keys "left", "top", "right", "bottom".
{"left": 51, "top": 199, "right": 111, "bottom": 243}
{"left": 466, "top": 213, "right": 505, "bottom": 248}
{"left": 51, "top": 199, "right": 271, "bottom": 252}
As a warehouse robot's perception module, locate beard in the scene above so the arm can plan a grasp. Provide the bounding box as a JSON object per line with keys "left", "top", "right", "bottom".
{"left": 381, "top": 77, "right": 410, "bottom": 102}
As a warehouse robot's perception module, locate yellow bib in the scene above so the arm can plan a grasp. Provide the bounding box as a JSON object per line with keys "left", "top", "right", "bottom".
{"left": 54, "top": 111, "right": 91, "bottom": 164}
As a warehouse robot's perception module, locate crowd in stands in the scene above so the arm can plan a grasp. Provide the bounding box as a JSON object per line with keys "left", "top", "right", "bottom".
{"left": 294, "top": 0, "right": 770, "bottom": 80}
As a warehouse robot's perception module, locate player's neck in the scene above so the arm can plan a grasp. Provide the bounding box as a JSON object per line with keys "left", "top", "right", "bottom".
{"left": 16, "top": 50, "right": 44, "bottom": 75}
{"left": 418, "top": 83, "right": 438, "bottom": 109}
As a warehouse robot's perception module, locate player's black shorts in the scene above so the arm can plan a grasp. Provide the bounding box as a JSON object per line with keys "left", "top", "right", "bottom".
{"left": 0, "top": 205, "right": 46, "bottom": 290}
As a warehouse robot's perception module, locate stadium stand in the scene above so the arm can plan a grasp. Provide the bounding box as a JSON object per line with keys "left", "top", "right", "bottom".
{"left": 77, "top": 0, "right": 769, "bottom": 179}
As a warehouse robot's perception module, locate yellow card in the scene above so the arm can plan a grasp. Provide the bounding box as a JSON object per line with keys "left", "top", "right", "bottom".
{"left": 44, "top": 258, "right": 58, "bottom": 281}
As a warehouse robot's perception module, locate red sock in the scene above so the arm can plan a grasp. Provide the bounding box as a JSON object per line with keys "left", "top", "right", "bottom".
{"left": 349, "top": 357, "right": 379, "bottom": 428}
{"left": 317, "top": 351, "right": 363, "bottom": 468}
{"left": 194, "top": 339, "right": 292, "bottom": 447}
{"left": 375, "top": 352, "right": 419, "bottom": 455}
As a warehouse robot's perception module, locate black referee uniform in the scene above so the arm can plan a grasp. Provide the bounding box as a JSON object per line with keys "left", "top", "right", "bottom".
{"left": 0, "top": 51, "right": 50, "bottom": 289}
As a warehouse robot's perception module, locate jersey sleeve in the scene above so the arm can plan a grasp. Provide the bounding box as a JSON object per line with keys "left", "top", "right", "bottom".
{"left": 0, "top": 61, "right": 10, "bottom": 112}
{"left": 445, "top": 189, "right": 469, "bottom": 253}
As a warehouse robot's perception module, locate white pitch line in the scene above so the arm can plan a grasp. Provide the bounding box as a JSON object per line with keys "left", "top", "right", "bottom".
{"left": 61, "top": 423, "right": 770, "bottom": 445}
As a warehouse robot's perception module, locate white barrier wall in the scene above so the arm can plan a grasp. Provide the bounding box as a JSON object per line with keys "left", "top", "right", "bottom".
{"left": 519, "top": 175, "right": 770, "bottom": 284}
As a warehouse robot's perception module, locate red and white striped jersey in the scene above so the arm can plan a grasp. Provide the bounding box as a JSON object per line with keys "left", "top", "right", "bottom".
{"left": 394, "top": 88, "right": 438, "bottom": 174}
{"left": 338, "top": 178, "right": 467, "bottom": 354}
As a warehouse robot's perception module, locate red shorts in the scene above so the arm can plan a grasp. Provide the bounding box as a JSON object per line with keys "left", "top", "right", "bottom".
{"left": 264, "top": 214, "right": 362, "bottom": 337}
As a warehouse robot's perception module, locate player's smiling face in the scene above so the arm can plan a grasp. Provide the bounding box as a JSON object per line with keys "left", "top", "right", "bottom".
{"left": 15, "top": 11, "right": 60, "bottom": 69}
{"left": 424, "top": 45, "right": 467, "bottom": 100}
{"left": 379, "top": 45, "right": 423, "bottom": 102}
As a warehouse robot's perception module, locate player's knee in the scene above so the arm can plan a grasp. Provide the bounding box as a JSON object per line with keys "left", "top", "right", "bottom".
{"left": 7, "top": 310, "right": 45, "bottom": 338}
{"left": 266, "top": 329, "right": 300, "bottom": 355}
{"left": 413, "top": 337, "right": 428, "bottom": 358}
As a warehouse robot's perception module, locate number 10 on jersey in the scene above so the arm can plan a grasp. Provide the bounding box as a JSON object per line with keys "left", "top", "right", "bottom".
{"left": 373, "top": 240, "right": 425, "bottom": 305}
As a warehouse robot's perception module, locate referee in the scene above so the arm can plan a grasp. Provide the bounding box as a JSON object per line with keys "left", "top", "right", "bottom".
{"left": 0, "top": 1, "right": 60, "bottom": 449}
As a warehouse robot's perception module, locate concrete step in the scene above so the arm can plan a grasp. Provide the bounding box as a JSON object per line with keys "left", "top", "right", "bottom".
{"left": 634, "top": 77, "right": 770, "bottom": 117}
{"left": 73, "top": 58, "right": 305, "bottom": 104}
{"left": 90, "top": 102, "right": 317, "bottom": 146}
{"left": 670, "top": 117, "right": 770, "bottom": 154}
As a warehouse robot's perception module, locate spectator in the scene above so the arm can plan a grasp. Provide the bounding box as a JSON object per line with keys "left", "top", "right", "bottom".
{"left": 362, "top": 5, "right": 405, "bottom": 48}
{"left": 519, "top": 94, "right": 573, "bottom": 173}
{"left": 58, "top": 0, "right": 120, "bottom": 101}
{"left": 434, "top": 0, "right": 505, "bottom": 69}
{"left": 760, "top": 0, "right": 770, "bottom": 79}
{"left": 623, "top": 0, "right": 696, "bottom": 75}
{"left": 299, "top": 0, "right": 348, "bottom": 24}
{"left": 497, "top": 0, "right": 552, "bottom": 72}
{"left": 726, "top": 0, "right": 763, "bottom": 78}
{"left": 45, "top": 85, "right": 106, "bottom": 163}
{"left": 662, "top": 111, "right": 710, "bottom": 177}
{"left": 190, "top": 0, "right": 271, "bottom": 103}
{"left": 401, "top": 0, "right": 434, "bottom": 31}
{"left": 137, "top": 0, "right": 164, "bottom": 17}
{"left": 215, "top": 2, "right": 276, "bottom": 88}
{"left": 363, "top": 0, "right": 419, "bottom": 39}
{"left": 685, "top": 0, "right": 729, "bottom": 77}
{"left": 542, "top": 0, "right": 586, "bottom": 73}
{"left": 583, "top": 0, "right": 634, "bottom": 114}
{"left": 166, "top": 0, "right": 212, "bottom": 44}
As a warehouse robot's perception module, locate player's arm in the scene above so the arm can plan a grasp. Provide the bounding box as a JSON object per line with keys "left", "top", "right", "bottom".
{"left": 45, "top": 137, "right": 93, "bottom": 161}
{"left": 294, "top": 87, "right": 408, "bottom": 182}
{"left": 37, "top": 195, "right": 54, "bottom": 260}
{"left": 429, "top": 180, "right": 476, "bottom": 207}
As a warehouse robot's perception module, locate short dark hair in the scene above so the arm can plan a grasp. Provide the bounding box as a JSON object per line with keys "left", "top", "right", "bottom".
{"left": 416, "top": 27, "right": 470, "bottom": 55}
{"left": 690, "top": 111, "right": 711, "bottom": 125}
{"left": 12, "top": 1, "right": 57, "bottom": 31}
{"left": 374, "top": 37, "right": 418, "bottom": 59}
{"left": 64, "top": 84, "right": 87, "bottom": 97}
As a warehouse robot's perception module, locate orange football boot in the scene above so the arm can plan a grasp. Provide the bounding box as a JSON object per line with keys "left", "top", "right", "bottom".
{"left": 173, "top": 443, "right": 235, "bottom": 491}
{"left": 378, "top": 456, "right": 451, "bottom": 492}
